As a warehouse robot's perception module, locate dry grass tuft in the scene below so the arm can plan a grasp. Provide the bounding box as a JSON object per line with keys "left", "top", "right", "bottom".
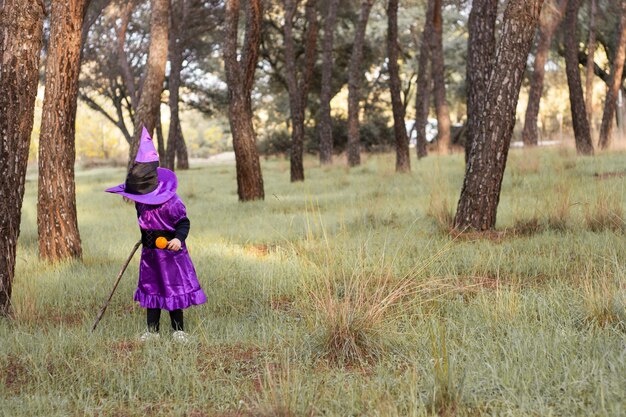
{"left": 427, "top": 194, "right": 455, "bottom": 233}
{"left": 581, "top": 273, "right": 625, "bottom": 330}
{"left": 246, "top": 363, "right": 317, "bottom": 417}
{"left": 512, "top": 216, "right": 543, "bottom": 237}
{"left": 584, "top": 194, "right": 624, "bottom": 233}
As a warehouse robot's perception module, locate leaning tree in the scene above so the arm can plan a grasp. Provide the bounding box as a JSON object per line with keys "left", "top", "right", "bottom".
{"left": 522, "top": 0, "right": 568, "bottom": 147}
{"left": 564, "top": 0, "right": 594, "bottom": 155}
{"left": 0, "top": 0, "right": 45, "bottom": 315}
{"left": 598, "top": 1, "right": 626, "bottom": 149}
{"left": 454, "top": 0, "right": 546, "bottom": 231}
{"left": 127, "top": 0, "right": 170, "bottom": 164}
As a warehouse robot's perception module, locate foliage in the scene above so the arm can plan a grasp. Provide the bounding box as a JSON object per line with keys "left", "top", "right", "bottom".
{"left": 257, "top": 113, "right": 394, "bottom": 156}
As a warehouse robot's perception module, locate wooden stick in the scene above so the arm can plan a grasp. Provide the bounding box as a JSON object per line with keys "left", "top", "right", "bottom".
{"left": 91, "top": 240, "right": 142, "bottom": 332}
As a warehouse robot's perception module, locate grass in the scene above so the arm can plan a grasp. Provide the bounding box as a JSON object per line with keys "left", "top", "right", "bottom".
{"left": 1, "top": 147, "right": 625, "bottom": 416}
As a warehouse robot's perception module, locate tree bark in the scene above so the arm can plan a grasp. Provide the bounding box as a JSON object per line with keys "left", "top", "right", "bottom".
{"left": 414, "top": 0, "right": 435, "bottom": 159}
{"left": 37, "top": 0, "right": 89, "bottom": 262}
{"left": 165, "top": 0, "right": 189, "bottom": 171}
{"left": 430, "top": 0, "right": 451, "bottom": 154}
{"left": 387, "top": 0, "right": 410, "bottom": 172}
{"left": 598, "top": 2, "right": 626, "bottom": 149}
{"left": 284, "top": 0, "right": 318, "bottom": 182}
{"left": 585, "top": 0, "right": 596, "bottom": 131}
{"left": 224, "top": 0, "right": 265, "bottom": 201}
{"left": 0, "top": 0, "right": 44, "bottom": 315}
{"left": 127, "top": 0, "right": 170, "bottom": 166}
{"left": 522, "top": 0, "right": 568, "bottom": 147}
{"left": 454, "top": 0, "right": 545, "bottom": 231}
{"left": 466, "top": 0, "right": 498, "bottom": 160}
{"left": 318, "top": 0, "right": 339, "bottom": 165}
{"left": 347, "top": 0, "right": 374, "bottom": 167}
{"left": 175, "top": 125, "right": 189, "bottom": 169}
{"left": 564, "top": 0, "right": 594, "bottom": 155}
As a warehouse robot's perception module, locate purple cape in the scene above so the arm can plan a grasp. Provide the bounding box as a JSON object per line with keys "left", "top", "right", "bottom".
{"left": 134, "top": 194, "right": 206, "bottom": 310}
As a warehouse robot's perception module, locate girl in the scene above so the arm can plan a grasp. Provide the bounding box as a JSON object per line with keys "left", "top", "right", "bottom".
{"left": 106, "top": 127, "right": 206, "bottom": 341}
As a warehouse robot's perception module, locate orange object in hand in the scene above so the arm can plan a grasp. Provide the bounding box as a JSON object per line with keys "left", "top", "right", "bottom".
{"left": 155, "top": 237, "right": 168, "bottom": 249}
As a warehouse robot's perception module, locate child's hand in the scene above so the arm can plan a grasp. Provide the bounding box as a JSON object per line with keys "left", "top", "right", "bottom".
{"left": 167, "top": 238, "right": 182, "bottom": 251}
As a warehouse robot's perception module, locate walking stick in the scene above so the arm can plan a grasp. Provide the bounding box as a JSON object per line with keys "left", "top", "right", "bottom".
{"left": 91, "top": 240, "right": 142, "bottom": 332}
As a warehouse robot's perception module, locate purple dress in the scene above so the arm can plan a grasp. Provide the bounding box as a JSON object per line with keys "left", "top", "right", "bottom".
{"left": 134, "top": 195, "right": 207, "bottom": 311}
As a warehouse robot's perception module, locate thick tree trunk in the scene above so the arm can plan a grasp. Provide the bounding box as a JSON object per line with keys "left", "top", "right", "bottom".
{"left": 347, "top": 0, "right": 374, "bottom": 167}
{"left": 430, "top": 0, "right": 451, "bottom": 154}
{"left": 564, "top": 0, "right": 594, "bottom": 155}
{"left": 466, "top": 0, "right": 498, "bottom": 160}
{"left": 522, "top": 0, "right": 567, "bottom": 147}
{"left": 318, "top": 0, "right": 339, "bottom": 165}
{"left": 387, "top": 0, "right": 410, "bottom": 172}
{"left": 414, "top": 0, "right": 435, "bottom": 159}
{"left": 284, "top": 0, "right": 318, "bottom": 182}
{"left": 224, "top": 0, "right": 264, "bottom": 201}
{"left": 585, "top": 0, "right": 596, "bottom": 131}
{"left": 165, "top": 0, "right": 189, "bottom": 171}
{"left": 127, "top": 0, "right": 169, "bottom": 166}
{"left": 454, "top": 0, "right": 545, "bottom": 231}
{"left": 0, "top": 0, "right": 44, "bottom": 316}
{"left": 37, "top": 0, "right": 89, "bottom": 262}
{"left": 598, "top": 2, "right": 626, "bottom": 149}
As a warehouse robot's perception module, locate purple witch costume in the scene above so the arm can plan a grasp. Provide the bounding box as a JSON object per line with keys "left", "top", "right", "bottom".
{"left": 105, "top": 127, "right": 206, "bottom": 312}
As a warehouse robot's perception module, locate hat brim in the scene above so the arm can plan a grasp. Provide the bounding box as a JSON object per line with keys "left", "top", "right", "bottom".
{"left": 105, "top": 168, "right": 177, "bottom": 205}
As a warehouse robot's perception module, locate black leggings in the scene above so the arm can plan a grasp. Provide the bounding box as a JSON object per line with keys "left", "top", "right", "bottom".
{"left": 147, "top": 308, "right": 183, "bottom": 332}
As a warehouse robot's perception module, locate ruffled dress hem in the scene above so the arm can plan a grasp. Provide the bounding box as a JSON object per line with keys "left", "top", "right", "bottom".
{"left": 134, "top": 288, "right": 207, "bottom": 311}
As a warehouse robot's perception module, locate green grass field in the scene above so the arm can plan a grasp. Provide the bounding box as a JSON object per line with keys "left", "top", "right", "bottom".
{"left": 1, "top": 148, "right": 625, "bottom": 416}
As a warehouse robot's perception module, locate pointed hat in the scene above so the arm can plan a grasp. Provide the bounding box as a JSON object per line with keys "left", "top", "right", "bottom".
{"left": 105, "top": 126, "right": 177, "bottom": 205}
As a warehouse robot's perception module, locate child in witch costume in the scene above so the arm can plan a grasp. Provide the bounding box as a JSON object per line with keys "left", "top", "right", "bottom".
{"left": 106, "top": 127, "right": 206, "bottom": 341}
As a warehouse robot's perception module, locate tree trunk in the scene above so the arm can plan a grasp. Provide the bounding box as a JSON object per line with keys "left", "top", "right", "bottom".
{"left": 387, "top": 0, "right": 410, "bottom": 172}
{"left": 430, "top": 0, "right": 451, "bottom": 154}
{"left": 414, "top": 0, "right": 435, "bottom": 159}
{"left": 284, "top": 0, "right": 318, "bottom": 182}
{"left": 175, "top": 126, "right": 189, "bottom": 170}
{"left": 585, "top": 0, "right": 596, "bottom": 131}
{"left": 466, "top": 0, "right": 498, "bottom": 160}
{"left": 347, "top": 0, "right": 374, "bottom": 167}
{"left": 37, "top": 0, "right": 89, "bottom": 262}
{"left": 127, "top": 0, "right": 169, "bottom": 166}
{"left": 522, "top": 0, "right": 568, "bottom": 147}
{"left": 598, "top": 2, "right": 626, "bottom": 149}
{"left": 224, "top": 0, "right": 264, "bottom": 201}
{"left": 165, "top": 0, "right": 188, "bottom": 171}
{"left": 564, "top": 0, "right": 594, "bottom": 155}
{"left": 454, "top": 0, "right": 545, "bottom": 231}
{"left": 318, "top": 0, "right": 339, "bottom": 165}
{"left": 0, "top": 0, "right": 44, "bottom": 316}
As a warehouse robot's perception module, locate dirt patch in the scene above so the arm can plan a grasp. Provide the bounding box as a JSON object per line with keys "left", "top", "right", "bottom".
{"left": 449, "top": 229, "right": 509, "bottom": 243}
{"left": 594, "top": 171, "right": 626, "bottom": 180}
{"left": 269, "top": 295, "right": 294, "bottom": 313}
{"left": 244, "top": 244, "right": 282, "bottom": 258}
{"left": 2, "top": 354, "right": 31, "bottom": 393}
{"left": 15, "top": 308, "right": 85, "bottom": 327}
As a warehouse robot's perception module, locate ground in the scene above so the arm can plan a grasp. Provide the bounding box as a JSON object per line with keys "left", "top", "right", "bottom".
{"left": 1, "top": 148, "right": 625, "bottom": 416}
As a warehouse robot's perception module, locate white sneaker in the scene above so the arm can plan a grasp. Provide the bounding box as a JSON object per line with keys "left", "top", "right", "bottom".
{"left": 172, "top": 330, "right": 190, "bottom": 343}
{"left": 139, "top": 331, "right": 160, "bottom": 342}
